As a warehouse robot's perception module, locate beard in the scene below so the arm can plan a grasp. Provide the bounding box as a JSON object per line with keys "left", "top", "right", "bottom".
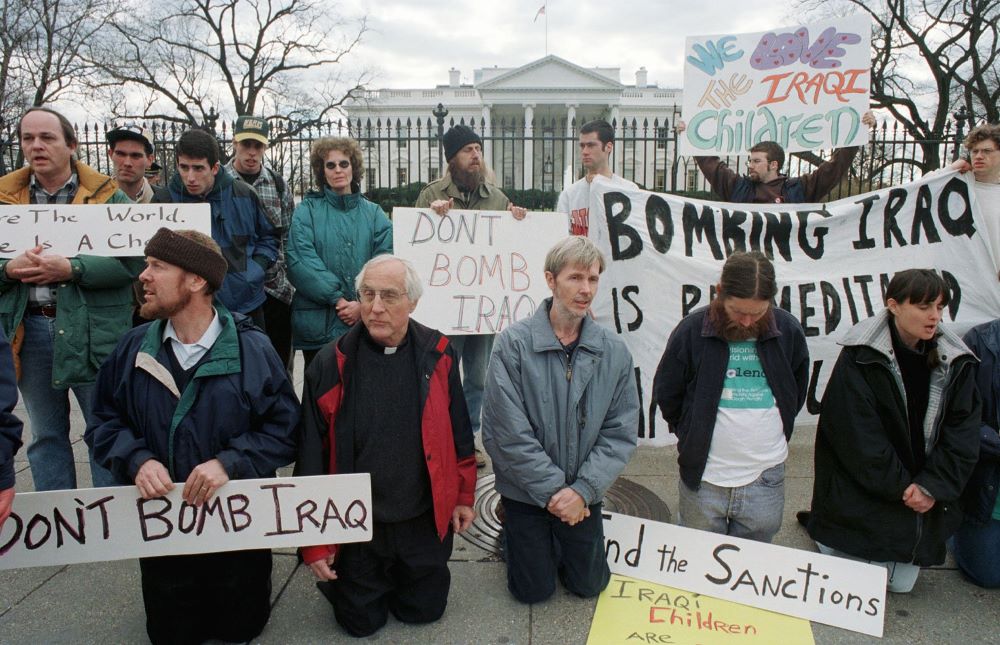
{"left": 139, "top": 289, "right": 192, "bottom": 320}
{"left": 448, "top": 158, "right": 483, "bottom": 191}
{"left": 709, "top": 297, "right": 773, "bottom": 341}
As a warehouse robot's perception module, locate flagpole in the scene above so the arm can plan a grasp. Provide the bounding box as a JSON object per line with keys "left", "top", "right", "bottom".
{"left": 545, "top": 9, "right": 548, "bottom": 55}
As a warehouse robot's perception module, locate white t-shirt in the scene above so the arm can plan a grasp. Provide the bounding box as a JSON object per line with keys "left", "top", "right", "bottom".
{"left": 556, "top": 173, "right": 639, "bottom": 236}
{"left": 701, "top": 340, "right": 788, "bottom": 487}
{"left": 974, "top": 180, "right": 1000, "bottom": 273}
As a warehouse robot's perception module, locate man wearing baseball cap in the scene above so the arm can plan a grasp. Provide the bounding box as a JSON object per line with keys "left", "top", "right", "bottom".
{"left": 224, "top": 116, "right": 296, "bottom": 371}
{"left": 415, "top": 124, "right": 527, "bottom": 467}
{"left": 106, "top": 123, "right": 156, "bottom": 203}
{"left": 86, "top": 227, "right": 298, "bottom": 645}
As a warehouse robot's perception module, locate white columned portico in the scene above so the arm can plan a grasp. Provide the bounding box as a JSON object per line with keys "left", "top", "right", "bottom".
{"left": 565, "top": 104, "right": 577, "bottom": 183}
{"left": 523, "top": 104, "right": 535, "bottom": 189}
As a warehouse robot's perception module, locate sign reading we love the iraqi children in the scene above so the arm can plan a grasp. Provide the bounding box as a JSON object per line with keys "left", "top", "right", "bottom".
{"left": 0, "top": 474, "right": 372, "bottom": 569}
{"left": 392, "top": 208, "right": 568, "bottom": 335}
{"left": 681, "top": 14, "right": 871, "bottom": 155}
{"left": 0, "top": 203, "right": 211, "bottom": 258}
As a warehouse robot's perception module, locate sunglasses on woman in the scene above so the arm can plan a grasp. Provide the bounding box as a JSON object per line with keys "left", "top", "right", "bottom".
{"left": 325, "top": 160, "right": 351, "bottom": 169}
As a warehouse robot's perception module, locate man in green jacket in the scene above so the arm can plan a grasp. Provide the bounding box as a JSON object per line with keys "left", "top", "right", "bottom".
{"left": 0, "top": 107, "right": 141, "bottom": 491}
{"left": 415, "top": 125, "right": 526, "bottom": 466}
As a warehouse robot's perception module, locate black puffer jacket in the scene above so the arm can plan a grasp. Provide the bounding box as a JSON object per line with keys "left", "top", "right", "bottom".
{"left": 807, "top": 310, "right": 981, "bottom": 566}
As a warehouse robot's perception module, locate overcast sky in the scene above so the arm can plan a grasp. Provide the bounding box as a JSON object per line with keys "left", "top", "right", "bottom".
{"left": 343, "top": 0, "right": 794, "bottom": 90}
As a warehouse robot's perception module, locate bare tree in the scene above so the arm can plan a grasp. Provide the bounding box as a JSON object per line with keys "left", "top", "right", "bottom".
{"left": 87, "top": 0, "right": 371, "bottom": 138}
{"left": 797, "top": 0, "right": 1000, "bottom": 172}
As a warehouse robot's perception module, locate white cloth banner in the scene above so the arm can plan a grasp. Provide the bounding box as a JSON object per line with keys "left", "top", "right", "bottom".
{"left": 0, "top": 474, "right": 372, "bottom": 569}
{"left": 392, "top": 208, "right": 568, "bottom": 335}
{"left": 681, "top": 15, "right": 871, "bottom": 155}
{"left": 588, "top": 171, "right": 1000, "bottom": 445}
{"left": 0, "top": 203, "right": 211, "bottom": 258}
{"left": 603, "top": 512, "right": 887, "bottom": 637}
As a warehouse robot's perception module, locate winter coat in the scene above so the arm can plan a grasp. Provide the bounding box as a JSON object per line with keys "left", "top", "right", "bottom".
{"left": 807, "top": 309, "right": 981, "bottom": 565}
{"left": 653, "top": 306, "right": 809, "bottom": 489}
{"left": 482, "top": 299, "right": 640, "bottom": 508}
{"left": 85, "top": 305, "right": 299, "bottom": 483}
{"left": 286, "top": 189, "right": 392, "bottom": 349}
{"left": 0, "top": 162, "right": 142, "bottom": 387}
{"left": 295, "top": 319, "right": 476, "bottom": 565}
{"left": 152, "top": 170, "right": 277, "bottom": 315}
{"left": 960, "top": 319, "right": 1000, "bottom": 525}
{"left": 415, "top": 175, "right": 511, "bottom": 211}
{"left": 0, "top": 327, "right": 22, "bottom": 490}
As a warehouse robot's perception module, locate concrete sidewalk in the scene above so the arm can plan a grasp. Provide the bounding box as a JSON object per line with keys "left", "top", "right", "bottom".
{"left": 1, "top": 391, "right": 997, "bottom": 644}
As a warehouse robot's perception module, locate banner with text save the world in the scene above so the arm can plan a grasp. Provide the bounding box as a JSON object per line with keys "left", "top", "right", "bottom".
{"left": 681, "top": 15, "right": 871, "bottom": 155}
{"left": 587, "top": 172, "right": 1000, "bottom": 446}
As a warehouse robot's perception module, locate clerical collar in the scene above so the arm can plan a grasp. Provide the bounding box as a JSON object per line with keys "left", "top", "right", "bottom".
{"left": 362, "top": 326, "right": 409, "bottom": 354}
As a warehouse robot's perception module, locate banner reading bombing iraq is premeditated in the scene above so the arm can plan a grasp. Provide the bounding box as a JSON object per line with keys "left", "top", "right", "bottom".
{"left": 586, "top": 172, "right": 1000, "bottom": 446}
{"left": 681, "top": 15, "right": 871, "bottom": 155}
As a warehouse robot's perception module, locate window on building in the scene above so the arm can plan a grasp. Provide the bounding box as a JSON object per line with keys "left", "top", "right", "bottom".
{"left": 686, "top": 168, "right": 699, "bottom": 192}
{"left": 397, "top": 167, "right": 408, "bottom": 186}
{"left": 397, "top": 126, "right": 409, "bottom": 148}
{"left": 656, "top": 127, "right": 669, "bottom": 150}
{"left": 654, "top": 170, "right": 666, "bottom": 191}
{"left": 366, "top": 168, "right": 377, "bottom": 189}
{"left": 428, "top": 167, "right": 440, "bottom": 182}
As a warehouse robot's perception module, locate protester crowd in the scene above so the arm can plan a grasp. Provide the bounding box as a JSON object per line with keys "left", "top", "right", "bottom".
{"left": 0, "top": 104, "right": 998, "bottom": 643}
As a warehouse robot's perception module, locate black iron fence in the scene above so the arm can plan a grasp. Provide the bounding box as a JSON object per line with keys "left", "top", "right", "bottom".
{"left": 0, "top": 110, "right": 970, "bottom": 208}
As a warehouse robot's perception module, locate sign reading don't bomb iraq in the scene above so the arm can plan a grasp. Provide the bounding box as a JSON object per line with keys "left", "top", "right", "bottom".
{"left": 681, "top": 15, "right": 871, "bottom": 155}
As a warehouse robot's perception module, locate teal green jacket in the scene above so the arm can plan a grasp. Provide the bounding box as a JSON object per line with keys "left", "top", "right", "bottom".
{"left": 0, "top": 162, "right": 143, "bottom": 388}
{"left": 286, "top": 188, "right": 393, "bottom": 349}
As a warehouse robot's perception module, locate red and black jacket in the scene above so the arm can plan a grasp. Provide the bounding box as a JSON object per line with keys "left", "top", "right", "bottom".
{"left": 295, "top": 320, "right": 476, "bottom": 565}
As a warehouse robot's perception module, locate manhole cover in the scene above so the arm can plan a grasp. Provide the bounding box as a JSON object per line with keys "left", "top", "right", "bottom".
{"left": 461, "top": 475, "right": 671, "bottom": 556}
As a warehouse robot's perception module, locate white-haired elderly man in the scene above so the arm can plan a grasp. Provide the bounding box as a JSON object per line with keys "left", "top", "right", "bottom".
{"left": 295, "top": 254, "right": 477, "bottom": 637}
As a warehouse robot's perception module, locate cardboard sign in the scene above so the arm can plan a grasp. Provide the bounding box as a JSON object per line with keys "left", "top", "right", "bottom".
{"left": 0, "top": 474, "right": 371, "bottom": 569}
{"left": 587, "top": 171, "right": 1000, "bottom": 445}
{"left": 392, "top": 208, "right": 567, "bottom": 335}
{"left": 681, "top": 15, "right": 871, "bottom": 154}
{"left": 0, "top": 203, "right": 211, "bottom": 258}
{"left": 603, "top": 513, "right": 886, "bottom": 637}
{"left": 588, "top": 574, "right": 815, "bottom": 644}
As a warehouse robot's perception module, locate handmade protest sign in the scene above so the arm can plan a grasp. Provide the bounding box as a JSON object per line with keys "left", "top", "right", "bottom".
{"left": 681, "top": 15, "right": 871, "bottom": 155}
{"left": 588, "top": 574, "right": 814, "bottom": 644}
{"left": 392, "top": 208, "right": 567, "bottom": 335}
{"left": 588, "top": 172, "right": 1000, "bottom": 445}
{"left": 0, "top": 203, "right": 211, "bottom": 258}
{"left": 603, "top": 513, "right": 886, "bottom": 637}
{"left": 0, "top": 474, "right": 371, "bottom": 570}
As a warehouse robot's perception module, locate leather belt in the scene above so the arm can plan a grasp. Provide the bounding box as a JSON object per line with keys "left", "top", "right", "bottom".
{"left": 26, "top": 304, "right": 57, "bottom": 318}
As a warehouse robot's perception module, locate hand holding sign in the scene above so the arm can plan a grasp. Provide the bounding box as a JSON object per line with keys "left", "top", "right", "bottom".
{"left": 182, "top": 458, "right": 230, "bottom": 507}
{"left": 135, "top": 459, "right": 175, "bottom": 499}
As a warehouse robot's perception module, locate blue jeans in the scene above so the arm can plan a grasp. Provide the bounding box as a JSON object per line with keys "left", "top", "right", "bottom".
{"left": 951, "top": 518, "right": 1000, "bottom": 589}
{"left": 19, "top": 314, "right": 116, "bottom": 490}
{"left": 448, "top": 334, "right": 494, "bottom": 435}
{"left": 678, "top": 462, "right": 785, "bottom": 543}
{"left": 501, "top": 497, "right": 610, "bottom": 604}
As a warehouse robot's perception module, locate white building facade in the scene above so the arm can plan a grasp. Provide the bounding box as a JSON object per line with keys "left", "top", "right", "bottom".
{"left": 345, "top": 55, "right": 691, "bottom": 194}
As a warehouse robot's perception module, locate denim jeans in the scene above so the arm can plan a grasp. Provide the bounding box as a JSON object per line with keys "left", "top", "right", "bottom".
{"left": 951, "top": 518, "right": 1000, "bottom": 589}
{"left": 19, "top": 314, "right": 116, "bottom": 490}
{"left": 501, "top": 497, "right": 610, "bottom": 604}
{"left": 678, "top": 462, "right": 785, "bottom": 543}
{"left": 448, "top": 334, "right": 494, "bottom": 435}
{"left": 815, "top": 541, "right": 921, "bottom": 593}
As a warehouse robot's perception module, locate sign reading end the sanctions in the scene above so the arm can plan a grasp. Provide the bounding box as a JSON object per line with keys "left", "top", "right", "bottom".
{"left": 392, "top": 208, "right": 567, "bottom": 335}
{"left": 0, "top": 474, "right": 371, "bottom": 569}
{"left": 0, "top": 203, "right": 211, "bottom": 258}
{"left": 681, "top": 14, "right": 871, "bottom": 155}
{"left": 603, "top": 513, "right": 886, "bottom": 637}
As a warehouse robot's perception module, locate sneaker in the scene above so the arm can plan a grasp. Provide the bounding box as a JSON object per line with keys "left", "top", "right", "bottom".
{"left": 796, "top": 510, "right": 811, "bottom": 528}
{"left": 475, "top": 447, "right": 487, "bottom": 468}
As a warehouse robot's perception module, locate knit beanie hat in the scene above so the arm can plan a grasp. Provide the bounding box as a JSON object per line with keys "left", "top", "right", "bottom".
{"left": 443, "top": 125, "right": 482, "bottom": 162}
{"left": 144, "top": 228, "right": 228, "bottom": 291}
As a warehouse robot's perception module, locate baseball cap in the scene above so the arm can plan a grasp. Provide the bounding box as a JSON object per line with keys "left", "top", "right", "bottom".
{"left": 234, "top": 116, "right": 270, "bottom": 145}
{"left": 106, "top": 123, "right": 154, "bottom": 154}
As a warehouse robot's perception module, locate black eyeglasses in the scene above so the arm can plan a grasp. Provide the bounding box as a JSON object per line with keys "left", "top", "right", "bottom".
{"left": 325, "top": 160, "right": 351, "bottom": 169}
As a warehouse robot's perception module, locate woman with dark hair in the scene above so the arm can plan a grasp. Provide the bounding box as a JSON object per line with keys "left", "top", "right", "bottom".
{"left": 286, "top": 137, "right": 393, "bottom": 368}
{"left": 805, "top": 269, "right": 981, "bottom": 592}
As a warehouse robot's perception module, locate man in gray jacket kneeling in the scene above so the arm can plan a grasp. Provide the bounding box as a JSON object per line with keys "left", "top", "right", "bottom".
{"left": 482, "top": 236, "right": 640, "bottom": 604}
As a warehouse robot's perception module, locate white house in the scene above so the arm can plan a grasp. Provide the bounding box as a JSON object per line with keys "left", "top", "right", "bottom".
{"left": 344, "top": 55, "right": 690, "bottom": 193}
